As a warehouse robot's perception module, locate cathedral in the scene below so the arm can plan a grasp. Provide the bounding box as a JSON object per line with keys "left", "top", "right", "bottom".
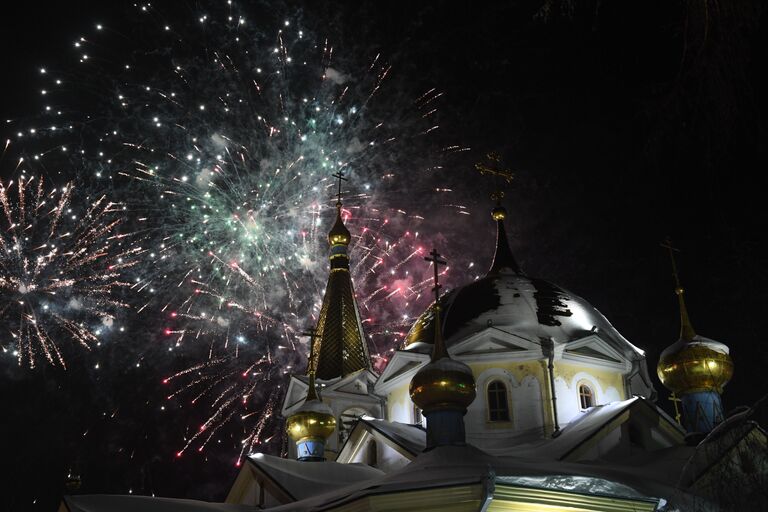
{"left": 61, "top": 192, "right": 766, "bottom": 512}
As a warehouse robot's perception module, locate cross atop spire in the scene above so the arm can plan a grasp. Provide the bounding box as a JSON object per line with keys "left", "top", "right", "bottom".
{"left": 660, "top": 237, "right": 696, "bottom": 341}
{"left": 300, "top": 326, "right": 321, "bottom": 400}
{"left": 475, "top": 152, "right": 514, "bottom": 184}
{"left": 660, "top": 237, "right": 683, "bottom": 291}
{"left": 474, "top": 153, "right": 523, "bottom": 276}
{"left": 332, "top": 170, "right": 347, "bottom": 206}
{"left": 301, "top": 327, "right": 320, "bottom": 374}
{"left": 424, "top": 249, "right": 447, "bottom": 304}
{"left": 476, "top": 152, "right": 514, "bottom": 205}
{"left": 424, "top": 248, "right": 449, "bottom": 361}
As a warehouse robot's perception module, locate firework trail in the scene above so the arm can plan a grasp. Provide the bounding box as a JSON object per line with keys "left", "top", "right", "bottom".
{"left": 5, "top": 2, "right": 477, "bottom": 460}
{"left": 0, "top": 176, "right": 140, "bottom": 368}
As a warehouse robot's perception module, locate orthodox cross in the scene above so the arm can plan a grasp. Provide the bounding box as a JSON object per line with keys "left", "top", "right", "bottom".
{"left": 475, "top": 152, "right": 514, "bottom": 183}
{"left": 475, "top": 152, "right": 514, "bottom": 204}
{"left": 660, "top": 237, "right": 683, "bottom": 291}
{"left": 669, "top": 392, "right": 683, "bottom": 426}
{"left": 424, "top": 248, "right": 447, "bottom": 304}
{"left": 300, "top": 327, "right": 321, "bottom": 375}
{"left": 331, "top": 170, "right": 347, "bottom": 206}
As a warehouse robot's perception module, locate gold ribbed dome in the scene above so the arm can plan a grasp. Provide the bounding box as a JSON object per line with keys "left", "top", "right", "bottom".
{"left": 328, "top": 206, "right": 351, "bottom": 246}
{"left": 657, "top": 340, "right": 733, "bottom": 395}
{"left": 286, "top": 400, "right": 336, "bottom": 443}
{"left": 491, "top": 205, "right": 507, "bottom": 221}
{"left": 410, "top": 358, "right": 476, "bottom": 412}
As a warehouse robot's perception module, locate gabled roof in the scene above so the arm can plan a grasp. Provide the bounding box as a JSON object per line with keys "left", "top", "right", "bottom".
{"left": 264, "top": 444, "right": 668, "bottom": 511}
{"left": 240, "top": 452, "right": 384, "bottom": 503}
{"left": 491, "top": 397, "right": 684, "bottom": 461}
{"left": 282, "top": 369, "right": 379, "bottom": 416}
{"left": 337, "top": 417, "right": 426, "bottom": 464}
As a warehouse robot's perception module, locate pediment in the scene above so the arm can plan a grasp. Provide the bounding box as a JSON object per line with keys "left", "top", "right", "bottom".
{"left": 374, "top": 351, "right": 428, "bottom": 394}
{"left": 450, "top": 329, "right": 541, "bottom": 360}
{"left": 561, "top": 334, "right": 631, "bottom": 370}
{"left": 322, "top": 369, "right": 377, "bottom": 395}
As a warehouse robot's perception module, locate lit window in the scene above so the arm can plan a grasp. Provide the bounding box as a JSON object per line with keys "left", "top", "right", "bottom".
{"left": 579, "top": 384, "right": 595, "bottom": 410}
{"left": 487, "top": 380, "right": 510, "bottom": 422}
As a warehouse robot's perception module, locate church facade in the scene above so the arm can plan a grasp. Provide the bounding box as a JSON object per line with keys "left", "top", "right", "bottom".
{"left": 61, "top": 196, "right": 767, "bottom": 512}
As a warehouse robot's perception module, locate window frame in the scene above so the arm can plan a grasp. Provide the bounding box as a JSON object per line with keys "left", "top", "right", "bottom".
{"left": 486, "top": 379, "right": 511, "bottom": 423}
{"left": 578, "top": 382, "right": 595, "bottom": 410}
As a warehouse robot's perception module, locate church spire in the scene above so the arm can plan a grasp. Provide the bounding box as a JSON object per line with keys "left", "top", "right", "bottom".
{"left": 313, "top": 171, "right": 372, "bottom": 380}
{"left": 475, "top": 153, "right": 523, "bottom": 275}
{"left": 488, "top": 191, "right": 523, "bottom": 275}
{"left": 656, "top": 238, "right": 734, "bottom": 434}
{"left": 661, "top": 237, "right": 696, "bottom": 341}
{"left": 286, "top": 327, "right": 336, "bottom": 461}
{"left": 410, "top": 249, "right": 476, "bottom": 449}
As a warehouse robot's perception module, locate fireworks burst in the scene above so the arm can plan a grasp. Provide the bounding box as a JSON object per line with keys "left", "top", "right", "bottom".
{"left": 7, "top": 2, "right": 478, "bottom": 460}
{"left": 0, "top": 176, "right": 139, "bottom": 368}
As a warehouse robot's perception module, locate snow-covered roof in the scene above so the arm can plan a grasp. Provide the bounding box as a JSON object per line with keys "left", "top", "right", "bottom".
{"left": 246, "top": 452, "right": 384, "bottom": 501}
{"left": 61, "top": 495, "right": 256, "bottom": 512}
{"left": 264, "top": 443, "right": 676, "bottom": 511}
{"left": 660, "top": 334, "right": 730, "bottom": 360}
{"left": 357, "top": 417, "right": 426, "bottom": 456}
{"left": 405, "top": 272, "right": 646, "bottom": 358}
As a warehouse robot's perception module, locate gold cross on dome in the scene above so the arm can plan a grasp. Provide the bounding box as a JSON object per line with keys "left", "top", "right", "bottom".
{"left": 424, "top": 248, "right": 447, "bottom": 304}
{"left": 476, "top": 152, "right": 514, "bottom": 205}
{"left": 331, "top": 170, "right": 348, "bottom": 206}
{"left": 300, "top": 326, "right": 320, "bottom": 375}
{"left": 475, "top": 152, "right": 514, "bottom": 183}
{"left": 660, "top": 236, "right": 682, "bottom": 290}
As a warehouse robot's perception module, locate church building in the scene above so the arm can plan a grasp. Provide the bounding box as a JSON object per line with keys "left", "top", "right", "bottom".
{"left": 61, "top": 189, "right": 767, "bottom": 512}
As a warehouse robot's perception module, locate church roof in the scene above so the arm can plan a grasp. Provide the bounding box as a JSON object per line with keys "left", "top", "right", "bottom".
{"left": 404, "top": 271, "right": 645, "bottom": 361}
{"left": 60, "top": 495, "right": 254, "bottom": 512}
{"left": 489, "top": 397, "right": 684, "bottom": 461}
{"left": 314, "top": 207, "right": 372, "bottom": 380}
{"left": 245, "top": 453, "right": 384, "bottom": 502}
{"left": 338, "top": 417, "right": 426, "bottom": 459}
{"left": 264, "top": 443, "right": 668, "bottom": 511}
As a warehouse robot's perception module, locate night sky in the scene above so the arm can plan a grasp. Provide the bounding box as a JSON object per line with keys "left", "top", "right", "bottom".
{"left": 1, "top": 1, "right": 766, "bottom": 511}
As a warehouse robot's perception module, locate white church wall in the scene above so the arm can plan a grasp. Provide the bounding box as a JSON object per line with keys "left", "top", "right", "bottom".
{"left": 386, "top": 382, "right": 413, "bottom": 424}
{"left": 554, "top": 376, "right": 579, "bottom": 425}
{"left": 514, "top": 374, "right": 544, "bottom": 431}
{"left": 604, "top": 386, "right": 621, "bottom": 403}
{"left": 466, "top": 368, "right": 518, "bottom": 433}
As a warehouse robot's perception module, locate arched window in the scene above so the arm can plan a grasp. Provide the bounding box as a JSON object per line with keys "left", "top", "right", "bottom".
{"left": 366, "top": 439, "right": 378, "bottom": 467}
{"left": 579, "top": 383, "right": 595, "bottom": 410}
{"left": 487, "top": 380, "right": 510, "bottom": 422}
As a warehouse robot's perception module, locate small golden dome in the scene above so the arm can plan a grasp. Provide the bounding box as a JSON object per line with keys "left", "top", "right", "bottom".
{"left": 410, "top": 358, "right": 476, "bottom": 413}
{"left": 491, "top": 205, "right": 507, "bottom": 221}
{"left": 328, "top": 206, "right": 351, "bottom": 246}
{"left": 657, "top": 340, "right": 733, "bottom": 395}
{"left": 286, "top": 400, "right": 336, "bottom": 443}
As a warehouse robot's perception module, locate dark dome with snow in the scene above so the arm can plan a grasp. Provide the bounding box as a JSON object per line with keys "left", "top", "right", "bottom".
{"left": 404, "top": 206, "right": 644, "bottom": 359}
{"left": 404, "top": 271, "right": 637, "bottom": 353}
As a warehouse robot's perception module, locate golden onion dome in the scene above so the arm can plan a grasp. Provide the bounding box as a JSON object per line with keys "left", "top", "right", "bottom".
{"left": 491, "top": 205, "right": 507, "bottom": 221}
{"left": 410, "top": 357, "right": 476, "bottom": 413}
{"left": 286, "top": 398, "right": 336, "bottom": 443}
{"left": 328, "top": 206, "right": 351, "bottom": 246}
{"left": 657, "top": 337, "right": 733, "bottom": 395}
